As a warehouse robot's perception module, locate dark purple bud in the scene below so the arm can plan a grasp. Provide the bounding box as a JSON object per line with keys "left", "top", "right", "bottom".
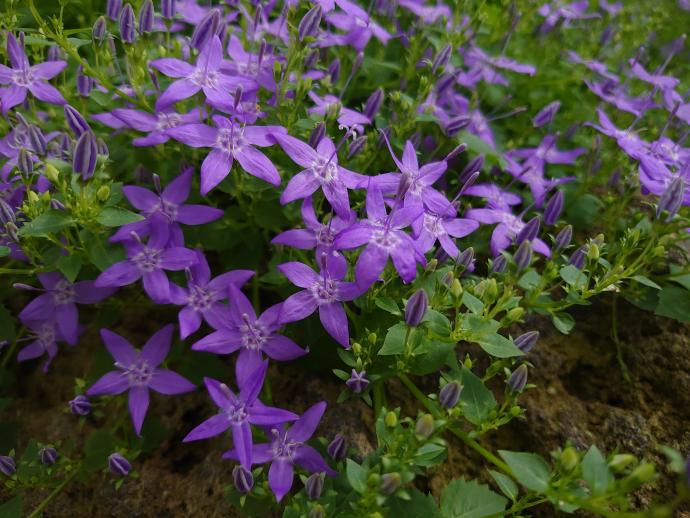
{"left": 0, "top": 200, "right": 16, "bottom": 225}
{"left": 656, "top": 176, "right": 685, "bottom": 221}
{"left": 6, "top": 222, "right": 19, "bottom": 242}
{"left": 69, "top": 394, "right": 92, "bottom": 415}
{"left": 119, "top": 4, "right": 136, "bottom": 44}
{"left": 460, "top": 155, "right": 484, "bottom": 183}
{"left": 17, "top": 149, "right": 33, "bottom": 176}
{"left": 0, "top": 455, "right": 16, "bottom": 476}
{"left": 327, "top": 58, "right": 341, "bottom": 82}
{"left": 532, "top": 101, "right": 561, "bottom": 128}
{"left": 507, "top": 365, "right": 528, "bottom": 393}
{"left": 28, "top": 125, "right": 47, "bottom": 155}
{"left": 50, "top": 199, "right": 66, "bottom": 210}
{"left": 93, "top": 16, "right": 107, "bottom": 43}
{"left": 304, "top": 49, "right": 319, "bottom": 69}
{"left": 491, "top": 254, "right": 508, "bottom": 274}
{"left": 513, "top": 241, "right": 533, "bottom": 271}
{"left": 514, "top": 331, "right": 539, "bottom": 353}
{"left": 107, "top": 36, "right": 117, "bottom": 57}
{"left": 457, "top": 247, "right": 475, "bottom": 270}
{"left": 76, "top": 66, "right": 94, "bottom": 97}
{"left": 73, "top": 131, "right": 98, "bottom": 180}
{"left": 47, "top": 45, "right": 62, "bottom": 62}
{"left": 107, "top": 0, "right": 123, "bottom": 20}
{"left": 405, "top": 289, "right": 428, "bottom": 326}
{"left": 138, "top": 0, "right": 154, "bottom": 33}
{"left": 437, "top": 71, "right": 457, "bottom": 94}
{"left": 96, "top": 138, "right": 109, "bottom": 157}
{"left": 445, "top": 143, "right": 466, "bottom": 162}
{"left": 346, "top": 369, "right": 369, "bottom": 393}
{"left": 351, "top": 52, "right": 364, "bottom": 76}
{"left": 600, "top": 25, "right": 615, "bottom": 46}
{"left": 445, "top": 115, "right": 471, "bottom": 136}
{"left": 39, "top": 447, "right": 58, "bottom": 466}
{"left": 439, "top": 381, "right": 461, "bottom": 409}
{"left": 191, "top": 9, "right": 221, "bottom": 50}
{"left": 64, "top": 105, "right": 91, "bottom": 136}
{"left": 544, "top": 191, "right": 564, "bottom": 225}
{"left": 554, "top": 225, "right": 573, "bottom": 252}
{"left": 380, "top": 472, "right": 402, "bottom": 495}
{"left": 298, "top": 5, "right": 322, "bottom": 41}
{"left": 432, "top": 44, "right": 452, "bottom": 73}
{"left": 58, "top": 133, "right": 72, "bottom": 159}
{"left": 160, "top": 0, "right": 175, "bottom": 19}
{"left": 108, "top": 453, "right": 131, "bottom": 476}
{"left": 564, "top": 123, "right": 579, "bottom": 140}
{"left": 305, "top": 472, "right": 324, "bottom": 500}
{"left": 232, "top": 465, "right": 253, "bottom": 493}
{"left": 517, "top": 216, "right": 540, "bottom": 245}
{"left": 347, "top": 135, "right": 367, "bottom": 158}
{"left": 215, "top": 20, "right": 227, "bottom": 43}
{"left": 569, "top": 246, "right": 586, "bottom": 269}
{"left": 459, "top": 171, "right": 480, "bottom": 197}
{"left": 363, "top": 88, "right": 384, "bottom": 120}
{"left": 309, "top": 123, "right": 326, "bottom": 148}
{"left": 327, "top": 434, "right": 347, "bottom": 461}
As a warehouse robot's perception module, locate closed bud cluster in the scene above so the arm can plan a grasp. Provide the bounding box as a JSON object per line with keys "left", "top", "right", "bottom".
{"left": 554, "top": 225, "right": 573, "bottom": 252}
{"left": 439, "top": 381, "right": 461, "bottom": 409}
{"left": 380, "top": 472, "right": 402, "bottom": 495}
{"left": 517, "top": 216, "right": 540, "bottom": 244}
{"left": 544, "top": 191, "right": 564, "bottom": 225}
{"left": 232, "top": 465, "right": 254, "bottom": 493}
{"left": 108, "top": 452, "right": 131, "bottom": 476}
{"left": 513, "top": 241, "right": 533, "bottom": 271}
{"left": 191, "top": 9, "right": 221, "bottom": 50}
{"left": 69, "top": 394, "right": 92, "bottom": 415}
{"left": 327, "top": 434, "right": 347, "bottom": 461}
{"left": 73, "top": 132, "right": 98, "bottom": 180}
{"left": 298, "top": 5, "right": 323, "bottom": 41}
{"left": 491, "top": 255, "right": 508, "bottom": 274}
{"left": 405, "top": 289, "right": 428, "bottom": 327}
{"left": 119, "top": 4, "right": 136, "bottom": 44}
{"left": 514, "top": 331, "right": 539, "bottom": 353}
{"left": 305, "top": 472, "right": 324, "bottom": 500}
{"left": 39, "top": 446, "right": 58, "bottom": 466}
{"left": 138, "top": 0, "right": 154, "bottom": 34}
{"left": 415, "top": 414, "right": 435, "bottom": 438}
{"left": 507, "top": 365, "right": 528, "bottom": 393}
{"left": 0, "top": 455, "right": 16, "bottom": 476}
{"left": 450, "top": 278, "right": 463, "bottom": 298}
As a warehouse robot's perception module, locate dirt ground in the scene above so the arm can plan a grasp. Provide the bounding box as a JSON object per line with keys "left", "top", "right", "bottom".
{"left": 1, "top": 297, "right": 689, "bottom": 517}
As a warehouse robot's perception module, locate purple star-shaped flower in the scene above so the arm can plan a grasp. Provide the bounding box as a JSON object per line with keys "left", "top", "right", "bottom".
{"left": 323, "top": 4, "right": 391, "bottom": 51}
{"left": 466, "top": 207, "right": 551, "bottom": 257}
{"left": 149, "top": 35, "right": 251, "bottom": 110}
{"left": 192, "top": 284, "right": 307, "bottom": 371}
{"left": 464, "top": 183, "right": 522, "bottom": 211}
{"left": 412, "top": 209, "right": 479, "bottom": 259}
{"left": 17, "top": 319, "right": 67, "bottom": 373}
{"left": 587, "top": 109, "right": 648, "bottom": 160}
{"left": 167, "top": 115, "right": 286, "bottom": 195}
{"left": 334, "top": 183, "right": 424, "bottom": 288}
{"left": 94, "top": 219, "right": 197, "bottom": 303}
{"left": 18, "top": 272, "right": 115, "bottom": 345}
{"left": 169, "top": 250, "right": 254, "bottom": 338}
{"left": 278, "top": 258, "right": 361, "bottom": 348}
{"left": 111, "top": 107, "right": 201, "bottom": 147}
{"left": 0, "top": 34, "right": 66, "bottom": 114}
{"left": 183, "top": 360, "right": 298, "bottom": 469}
{"left": 275, "top": 133, "right": 365, "bottom": 218}
{"left": 307, "top": 92, "right": 371, "bottom": 133}
{"left": 87, "top": 325, "right": 195, "bottom": 435}
{"left": 222, "top": 401, "right": 337, "bottom": 502}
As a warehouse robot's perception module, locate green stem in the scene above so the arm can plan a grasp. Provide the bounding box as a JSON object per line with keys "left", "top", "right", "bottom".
{"left": 611, "top": 295, "right": 631, "bottom": 383}
{"left": 373, "top": 382, "right": 384, "bottom": 417}
{"left": 0, "top": 268, "right": 36, "bottom": 275}
{"left": 27, "top": 469, "right": 78, "bottom": 518}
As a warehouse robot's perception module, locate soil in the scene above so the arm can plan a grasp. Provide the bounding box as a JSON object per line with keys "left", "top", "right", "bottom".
{"left": 1, "top": 298, "right": 689, "bottom": 517}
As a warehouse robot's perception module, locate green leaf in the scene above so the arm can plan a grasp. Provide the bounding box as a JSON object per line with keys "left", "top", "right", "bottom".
{"left": 655, "top": 286, "right": 690, "bottom": 323}
{"left": 375, "top": 296, "right": 402, "bottom": 315}
{"left": 551, "top": 312, "right": 575, "bottom": 334}
{"left": 97, "top": 207, "right": 145, "bottom": 227}
{"left": 0, "top": 246, "right": 10, "bottom": 257}
{"left": 82, "top": 230, "right": 125, "bottom": 271}
{"left": 81, "top": 429, "right": 116, "bottom": 474}
{"left": 489, "top": 470, "right": 518, "bottom": 501}
{"left": 18, "top": 210, "right": 73, "bottom": 236}
{"left": 559, "top": 265, "right": 587, "bottom": 289}
{"left": 440, "top": 478, "right": 507, "bottom": 518}
{"left": 388, "top": 489, "right": 440, "bottom": 517}
{"left": 0, "top": 495, "right": 22, "bottom": 518}
{"left": 379, "top": 322, "right": 407, "bottom": 355}
{"left": 498, "top": 451, "right": 551, "bottom": 492}
{"left": 631, "top": 275, "right": 661, "bottom": 290}
{"left": 346, "top": 459, "right": 368, "bottom": 494}
{"left": 517, "top": 270, "right": 541, "bottom": 291}
{"left": 423, "top": 309, "right": 452, "bottom": 336}
{"left": 0, "top": 305, "right": 16, "bottom": 342}
{"left": 410, "top": 338, "right": 455, "bottom": 375}
{"left": 458, "top": 368, "right": 497, "bottom": 425}
{"left": 476, "top": 333, "right": 524, "bottom": 358}
{"left": 57, "top": 254, "right": 83, "bottom": 282}
{"left": 581, "top": 446, "right": 612, "bottom": 496}
{"left": 461, "top": 292, "right": 484, "bottom": 314}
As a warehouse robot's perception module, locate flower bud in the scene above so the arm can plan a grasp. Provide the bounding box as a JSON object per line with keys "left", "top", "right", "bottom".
{"left": 532, "top": 100, "right": 561, "bottom": 128}
{"left": 384, "top": 411, "right": 398, "bottom": 428}
{"left": 445, "top": 143, "right": 467, "bottom": 162}
{"left": 405, "top": 289, "right": 428, "bottom": 327}
{"left": 347, "top": 135, "right": 367, "bottom": 158}
{"left": 327, "top": 434, "right": 347, "bottom": 461}
{"left": 513, "top": 241, "right": 533, "bottom": 271}
{"left": 232, "top": 465, "right": 253, "bottom": 493}
{"left": 351, "top": 52, "right": 364, "bottom": 76}
{"left": 46, "top": 45, "right": 62, "bottom": 61}
{"left": 119, "top": 4, "right": 136, "bottom": 44}
{"left": 560, "top": 447, "right": 578, "bottom": 471}
{"left": 514, "top": 331, "right": 539, "bottom": 353}
{"left": 450, "top": 278, "right": 463, "bottom": 298}
{"left": 97, "top": 138, "right": 109, "bottom": 157}
{"left": 656, "top": 176, "right": 684, "bottom": 221}
{"left": 305, "top": 472, "right": 324, "bottom": 500}
{"left": 491, "top": 254, "right": 508, "bottom": 274}
{"left": 627, "top": 463, "right": 656, "bottom": 486}
{"left": 507, "top": 365, "right": 528, "bottom": 393}
{"left": 506, "top": 307, "right": 524, "bottom": 321}
{"left": 432, "top": 44, "right": 452, "bottom": 73}
{"left": 40, "top": 447, "right": 58, "bottom": 466}
{"left": 191, "top": 9, "right": 221, "bottom": 50}
{"left": 69, "top": 394, "right": 92, "bottom": 415}
{"left": 517, "top": 216, "right": 540, "bottom": 244}
{"left": 108, "top": 453, "right": 131, "bottom": 476}
{"left": 457, "top": 247, "right": 474, "bottom": 270}
{"left": 138, "top": 0, "right": 154, "bottom": 33}
{"left": 298, "top": 5, "right": 323, "bottom": 41}
{"left": 380, "top": 472, "right": 402, "bottom": 495}
{"left": 459, "top": 155, "right": 484, "bottom": 183}
{"left": 17, "top": 149, "right": 33, "bottom": 176}
{"left": 587, "top": 243, "right": 600, "bottom": 261}
{"left": 415, "top": 414, "right": 435, "bottom": 439}
{"left": 0, "top": 455, "right": 16, "bottom": 476}
{"left": 544, "top": 190, "right": 564, "bottom": 225}
{"left": 327, "top": 58, "right": 341, "bottom": 82}
{"left": 160, "top": 0, "right": 175, "bottom": 19}
{"left": 439, "top": 381, "right": 461, "bottom": 409}
{"left": 554, "top": 225, "right": 572, "bottom": 252}
{"left": 309, "top": 505, "right": 326, "bottom": 518}
{"left": 64, "top": 105, "right": 91, "bottom": 136}
{"left": 28, "top": 125, "right": 46, "bottom": 155}
{"left": 609, "top": 453, "right": 636, "bottom": 472}
{"left": 97, "top": 185, "right": 111, "bottom": 202}
{"left": 445, "top": 115, "right": 471, "bottom": 136}
{"left": 76, "top": 66, "right": 94, "bottom": 97}
{"left": 364, "top": 88, "right": 384, "bottom": 120}
{"left": 346, "top": 369, "right": 369, "bottom": 393}
{"left": 73, "top": 131, "right": 98, "bottom": 180}
{"left": 92, "top": 16, "right": 108, "bottom": 43}
{"left": 107, "top": 0, "right": 123, "bottom": 20}
{"left": 569, "top": 246, "right": 586, "bottom": 269}
{"left": 0, "top": 200, "right": 15, "bottom": 225}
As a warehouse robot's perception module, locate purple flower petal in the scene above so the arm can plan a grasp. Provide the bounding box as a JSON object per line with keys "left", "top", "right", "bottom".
{"left": 100, "top": 328, "right": 138, "bottom": 365}
{"left": 150, "top": 58, "right": 195, "bottom": 78}
{"left": 129, "top": 386, "right": 150, "bottom": 436}
{"left": 262, "top": 335, "right": 307, "bottom": 361}
{"left": 28, "top": 81, "right": 66, "bottom": 105}
{"left": 294, "top": 444, "right": 338, "bottom": 476}
{"left": 179, "top": 307, "right": 203, "bottom": 339}
{"left": 277, "top": 262, "right": 319, "bottom": 288}
{"left": 140, "top": 324, "right": 173, "bottom": 366}
{"left": 143, "top": 269, "right": 171, "bottom": 303}
{"left": 269, "top": 459, "right": 294, "bottom": 502}
{"left": 319, "top": 302, "right": 349, "bottom": 347}
{"left": 288, "top": 401, "right": 326, "bottom": 442}
{"left": 232, "top": 422, "right": 254, "bottom": 469}
{"left": 149, "top": 369, "right": 196, "bottom": 394}
{"left": 95, "top": 260, "right": 141, "bottom": 288}
{"left": 123, "top": 185, "right": 158, "bottom": 211}
{"left": 176, "top": 204, "right": 224, "bottom": 225}
{"left": 235, "top": 146, "right": 281, "bottom": 186}
{"left": 87, "top": 371, "right": 129, "bottom": 395}
{"left": 200, "top": 149, "right": 233, "bottom": 195}
{"left": 279, "top": 291, "right": 319, "bottom": 323}
{"left": 280, "top": 171, "right": 320, "bottom": 204}
{"left": 183, "top": 413, "right": 231, "bottom": 442}
{"left": 167, "top": 123, "right": 217, "bottom": 148}
{"left": 56, "top": 302, "right": 79, "bottom": 346}
{"left": 192, "top": 330, "right": 243, "bottom": 354}
{"left": 32, "top": 61, "right": 67, "bottom": 80}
